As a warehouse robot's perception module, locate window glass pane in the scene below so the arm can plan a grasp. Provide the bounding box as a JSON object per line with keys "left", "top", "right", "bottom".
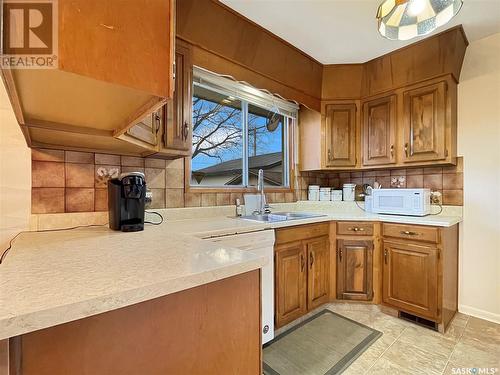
{"left": 191, "top": 84, "right": 243, "bottom": 186}
{"left": 247, "top": 103, "right": 285, "bottom": 187}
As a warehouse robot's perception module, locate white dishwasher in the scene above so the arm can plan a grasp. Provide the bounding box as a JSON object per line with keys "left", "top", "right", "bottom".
{"left": 205, "top": 229, "right": 275, "bottom": 344}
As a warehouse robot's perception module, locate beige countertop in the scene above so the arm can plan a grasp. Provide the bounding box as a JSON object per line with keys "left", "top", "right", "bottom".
{"left": 1, "top": 201, "right": 462, "bottom": 340}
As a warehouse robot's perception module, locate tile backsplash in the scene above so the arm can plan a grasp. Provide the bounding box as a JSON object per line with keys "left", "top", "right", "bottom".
{"left": 30, "top": 149, "right": 464, "bottom": 214}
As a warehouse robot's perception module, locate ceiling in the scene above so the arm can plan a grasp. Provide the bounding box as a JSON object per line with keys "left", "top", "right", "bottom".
{"left": 220, "top": 0, "right": 500, "bottom": 64}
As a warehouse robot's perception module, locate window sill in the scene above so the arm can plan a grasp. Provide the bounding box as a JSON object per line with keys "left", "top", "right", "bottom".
{"left": 185, "top": 186, "right": 294, "bottom": 194}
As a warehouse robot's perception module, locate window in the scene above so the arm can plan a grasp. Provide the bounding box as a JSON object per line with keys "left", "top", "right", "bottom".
{"left": 190, "top": 67, "right": 296, "bottom": 188}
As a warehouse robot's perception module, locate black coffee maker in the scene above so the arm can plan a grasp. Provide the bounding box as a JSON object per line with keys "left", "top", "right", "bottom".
{"left": 108, "top": 172, "right": 146, "bottom": 232}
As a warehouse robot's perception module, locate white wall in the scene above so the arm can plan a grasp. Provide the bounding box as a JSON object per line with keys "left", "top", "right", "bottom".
{"left": 458, "top": 32, "right": 500, "bottom": 323}
{"left": 0, "top": 80, "right": 31, "bottom": 251}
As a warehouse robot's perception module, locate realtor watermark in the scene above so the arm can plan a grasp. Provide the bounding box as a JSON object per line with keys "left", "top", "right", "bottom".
{"left": 451, "top": 368, "right": 499, "bottom": 375}
{"left": 1, "top": 0, "right": 58, "bottom": 68}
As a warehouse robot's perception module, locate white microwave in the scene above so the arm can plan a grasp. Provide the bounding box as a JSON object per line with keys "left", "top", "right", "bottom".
{"left": 371, "top": 188, "right": 431, "bottom": 216}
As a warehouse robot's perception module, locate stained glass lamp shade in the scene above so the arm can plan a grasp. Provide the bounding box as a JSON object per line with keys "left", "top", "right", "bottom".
{"left": 376, "top": 0, "right": 463, "bottom": 40}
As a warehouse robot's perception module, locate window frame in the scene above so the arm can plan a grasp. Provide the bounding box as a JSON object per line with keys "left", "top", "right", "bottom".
{"left": 186, "top": 67, "right": 297, "bottom": 193}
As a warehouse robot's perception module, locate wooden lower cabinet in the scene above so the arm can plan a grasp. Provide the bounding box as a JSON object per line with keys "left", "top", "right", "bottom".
{"left": 275, "top": 241, "right": 307, "bottom": 327}
{"left": 307, "top": 237, "right": 330, "bottom": 310}
{"left": 383, "top": 241, "right": 438, "bottom": 320}
{"left": 275, "top": 224, "right": 330, "bottom": 328}
{"left": 336, "top": 239, "right": 374, "bottom": 301}
{"left": 9, "top": 271, "right": 261, "bottom": 375}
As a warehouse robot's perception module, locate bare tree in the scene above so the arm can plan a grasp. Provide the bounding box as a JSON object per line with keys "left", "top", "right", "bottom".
{"left": 192, "top": 97, "right": 279, "bottom": 163}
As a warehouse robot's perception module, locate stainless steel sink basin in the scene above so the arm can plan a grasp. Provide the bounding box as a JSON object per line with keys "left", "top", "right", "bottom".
{"left": 239, "top": 211, "right": 327, "bottom": 223}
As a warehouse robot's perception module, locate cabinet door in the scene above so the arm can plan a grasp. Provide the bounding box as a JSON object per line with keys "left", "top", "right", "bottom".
{"left": 306, "top": 236, "right": 330, "bottom": 310}
{"left": 275, "top": 242, "right": 307, "bottom": 328}
{"left": 336, "top": 240, "right": 373, "bottom": 301}
{"left": 164, "top": 41, "right": 192, "bottom": 151}
{"left": 324, "top": 103, "right": 357, "bottom": 167}
{"left": 125, "top": 108, "right": 161, "bottom": 147}
{"left": 402, "top": 81, "right": 447, "bottom": 163}
{"left": 362, "top": 95, "right": 396, "bottom": 166}
{"left": 383, "top": 241, "right": 438, "bottom": 320}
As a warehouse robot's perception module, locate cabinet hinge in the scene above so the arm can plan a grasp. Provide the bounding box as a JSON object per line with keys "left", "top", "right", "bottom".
{"left": 437, "top": 249, "right": 441, "bottom": 260}
{"left": 445, "top": 149, "right": 449, "bottom": 157}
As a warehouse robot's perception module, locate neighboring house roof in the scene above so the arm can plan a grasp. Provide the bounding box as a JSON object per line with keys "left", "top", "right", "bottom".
{"left": 192, "top": 152, "right": 283, "bottom": 185}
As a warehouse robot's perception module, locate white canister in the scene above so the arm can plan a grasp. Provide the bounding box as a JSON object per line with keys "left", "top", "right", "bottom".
{"left": 331, "top": 190, "right": 343, "bottom": 201}
{"left": 308, "top": 185, "right": 320, "bottom": 201}
{"left": 364, "top": 196, "right": 373, "bottom": 212}
{"left": 343, "top": 184, "right": 356, "bottom": 201}
{"left": 319, "top": 187, "right": 331, "bottom": 201}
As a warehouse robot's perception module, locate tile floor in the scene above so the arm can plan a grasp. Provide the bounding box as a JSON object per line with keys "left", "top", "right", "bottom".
{"left": 317, "top": 303, "right": 500, "bottom": 375}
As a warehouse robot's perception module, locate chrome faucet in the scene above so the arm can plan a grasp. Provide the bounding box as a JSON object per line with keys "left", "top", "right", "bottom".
{"left": 255, "top": 169, "right": 271, "bottom": 215}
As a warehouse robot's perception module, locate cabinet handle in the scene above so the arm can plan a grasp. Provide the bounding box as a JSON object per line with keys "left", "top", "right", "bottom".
{"left": 338, "top": 248, "right": 342, "bottom": 262}
{"left": 384, "top": 249, "right": 388, "bottom": 264}
{"left": 328, "top": 149, "right": 332, "bottom": 161}
{"left": 390, "top": 144, "right": 394, "bottom": 157}
{"left": 182, "top": 122, "right": 189, "bottom": 141}
{"left": 400, "top": 230, "right": 419, "bottom": 236}
{"left": 154, "top": 113, "right": 161, "bottom": 135}
{"left": 404, "top": 143, "right": 409, "bottom": 158}
{"left": 300, "top": 253, "right": 305, "bottom": 272}
{"left": 348, "top": 227, "right": 365, "bottom": 232}
{"left": 310, "top": 251, "right": 314, "bottom": 268}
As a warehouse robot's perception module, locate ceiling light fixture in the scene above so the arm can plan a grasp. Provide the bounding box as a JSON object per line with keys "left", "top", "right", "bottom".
{"left": 376, "top": 0, "right": 463, "bottom": 41}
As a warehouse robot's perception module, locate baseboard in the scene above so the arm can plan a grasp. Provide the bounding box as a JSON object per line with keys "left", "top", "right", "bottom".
{"left": 459, "top": 304, "right": 500, "bottom": 324}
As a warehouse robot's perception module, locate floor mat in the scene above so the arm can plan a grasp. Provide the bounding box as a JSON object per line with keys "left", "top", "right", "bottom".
{"left": 263, "top": 309, "right": 382, "bottom": 375}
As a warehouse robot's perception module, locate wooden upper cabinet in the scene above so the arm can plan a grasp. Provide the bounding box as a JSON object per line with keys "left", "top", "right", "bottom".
{"left": 362, "top": 95, "right": 396, "bottom": 166}
{"left": 336, "top": 239, "right": 373, "bottom": 301}
{"left": 324, "top": 103, "right": 357, "bottom": 167}
{"left": 382, "top": 241, "right": 438, "bottom": 320}
{"left": 275, "top": 241, "right": 307, "bottom": 328}
{"left": 402, "top": 81, "right": 447, "bottom": 163}
{"left": 59, "top": 0, "right": 174, "bottom": 98}
{"left": 163, "top": 41, "right": 192, "bottom": 153}
{"left": 306, "top": 236, "right": 330, "bottom": 310}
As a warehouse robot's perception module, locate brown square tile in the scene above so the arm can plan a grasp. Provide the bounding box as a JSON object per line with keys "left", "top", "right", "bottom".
{"left": 32, "top": 161, "right": 65, "bottom": 187}
{"left": 166, "top": 189, "right": 184, "bottom": 208}
{"left": 201, "top": 193, "right": 217, "bottom": 207}
{"left": 145, "top": 168, "right": 166, "bottom": 189}
{"left": 185, "top": 192, "right": 201, "bottom": 207}
{"left": 406, "top": 168, "right": 424, "bottom": 176}
{"left": 362, "top": 170, "right": 378, "bottom": 178}
{"left": 375, "top": 176, "right": 391, "bottom": 189}
{"left": 424, "top": 166, "right": 443, "bottom": 175}
{"left": 145, "top": 158, "right": 166, "bottom": 168}
{"left": 339, "top": 172, "right": 350, "bottom": 178}
{"left": 166, "top": 168, "right": 184, "bottom": 189}
{"left": 32, "top": 148, "right": 64, "bottom": 162}
{"left": 362, "top": 177, "right": 375, "bottom": 186}
{"left": 351, "top": 171, "right": 362, "bottom": 178}
{"left": 319, "top": 178, "right": 329, "bottom": 186}
{"left": 95, "top": 165, "right": 121, "bottom": 188}
{"left": 328, "top": 178, "right": 340, "bottom": 188}
{"left": 65, "top": 151, "right": 94, "bottom": 164}
{"left": 150, "top": 189, "right": 166, "bottom": 209}
{"left": 285, "top": 192, "right": 295, "bottom": 203}
{"left": 340, "top": 178, "right": 351, "bottom": 186}
{"left": 94, "top": 189, "right": 108, "bottom": 211}
{"left": 230, "top": 193, "right": 243, "bottom": 205}
{"left": 265, "top": 193, "right": 276, "bottom": 204}
{"left": 165, "top": 158, "right": 184, "bottom": 169}
{"left": 443, "top": 190, "right": 463, "bottom": 206}
{"left": 351, "top": 178, "right": 362, "bottom": 185}
{"left": 391, "top": 169, "right": 406, "bottom": 176}
{"left": 423, "top": 174, "right": 443, "bottom": 190}
{"left": 32, "top": 188, "right": 65, "bottom": 213}
{"left": 299, "top": 190, "right": 308, "bottom": 201}
{"left": 406, "top": 174, "right": 424, "bottom": 188}
{"left": 275, "top": 192, "right": 285, "bottom": 203}
{"left": 121, "top": 166, "right": 145, "bottom": 174}
{"left": 65, "top": 188, "right": 94, "bottom": 212}
{"left": 95, "top": 153, "right": 121, "bottom": 165}
{"left": 216, "top": 193, "right": 231, "bottom": 206}
{"left": 66, "top": 163, "right": 94, "bottom": 187}
{"left": 375, "top": 169, "right": 391, "bottom": 177}
{"left": 121, "top": 156, "right": 144, "bottom": 167}
{"left": 443, "top": 173, "right": 463, "bottom": 190}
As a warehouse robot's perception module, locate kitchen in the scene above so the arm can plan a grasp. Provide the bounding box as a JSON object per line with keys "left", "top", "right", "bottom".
{"left": 1, "top": 0, "right": 499, "bottom": 374}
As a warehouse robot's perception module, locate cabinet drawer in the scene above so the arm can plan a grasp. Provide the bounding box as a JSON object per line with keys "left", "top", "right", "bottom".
{"left": 275, "top": 223, "right": 329, "bottom": 245}
{"left": 337, "top": 222, "right": 374, "bottom": 236}
{"left": 383, "top": 223, "right": 439, "bottom": 243}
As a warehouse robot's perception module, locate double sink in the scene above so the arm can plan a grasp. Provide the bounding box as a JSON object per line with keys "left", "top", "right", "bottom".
{"left": 240, "top": 212, "right": 327, "bottom": 223}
